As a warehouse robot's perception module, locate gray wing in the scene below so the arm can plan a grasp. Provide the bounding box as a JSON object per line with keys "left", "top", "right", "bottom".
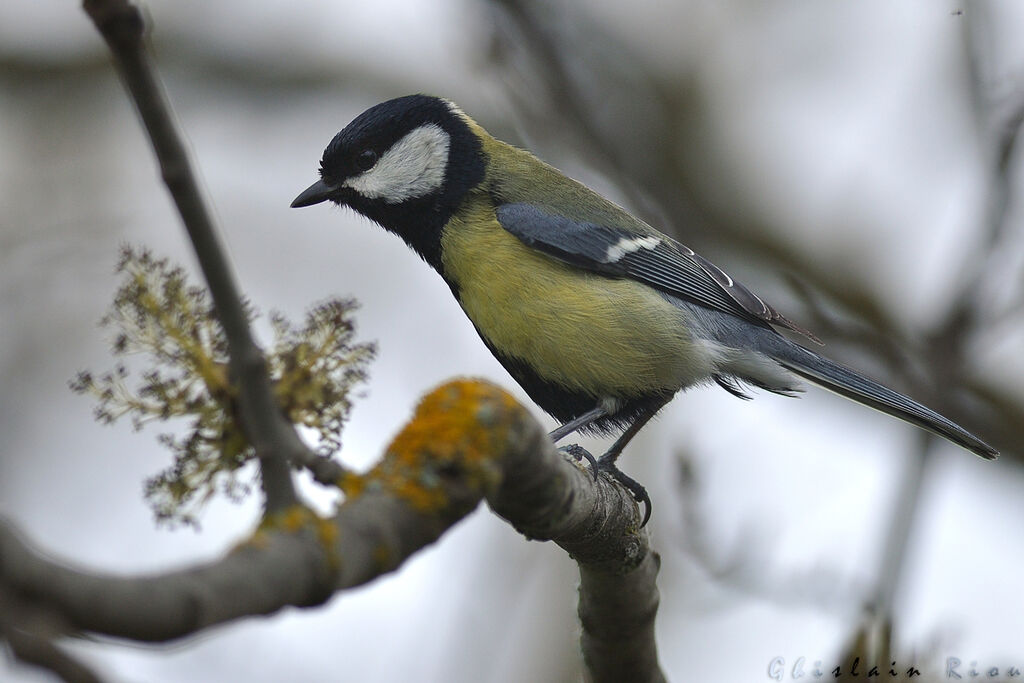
{"left": 495, "top": 203, "right": 820, "bottom": 343}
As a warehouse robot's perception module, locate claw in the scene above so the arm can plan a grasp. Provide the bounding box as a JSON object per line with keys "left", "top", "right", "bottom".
{"left": 559, "top": 444, "right": 599, "bottom": 479}
{"left": 596, "top": 457, "right": 652, "bottom": 527}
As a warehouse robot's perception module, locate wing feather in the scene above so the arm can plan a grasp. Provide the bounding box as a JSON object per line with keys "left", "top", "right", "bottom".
{"left": 495, "top": 203, "right": 820, "bottom": 343}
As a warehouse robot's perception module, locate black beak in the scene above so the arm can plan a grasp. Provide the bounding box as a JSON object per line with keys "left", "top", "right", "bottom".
{"left": 291, "top": 179, "right": 337, "bottom": 208}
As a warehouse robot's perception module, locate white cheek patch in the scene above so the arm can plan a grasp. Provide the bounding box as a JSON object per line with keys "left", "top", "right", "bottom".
{"left": 344, "top": 123, "right": 451, "bottom": 203}
{"left": 604, "top": 235, "right": 660, "bottom": 262}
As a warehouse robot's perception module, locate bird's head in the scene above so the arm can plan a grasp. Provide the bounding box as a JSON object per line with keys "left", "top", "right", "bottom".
{"left": 291, "top": 94, "right": 486, "bottom": 266}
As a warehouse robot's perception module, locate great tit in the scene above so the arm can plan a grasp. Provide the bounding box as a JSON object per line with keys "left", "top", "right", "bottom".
{"left": 292, "top": 94, "right": 997, "bottom": 525}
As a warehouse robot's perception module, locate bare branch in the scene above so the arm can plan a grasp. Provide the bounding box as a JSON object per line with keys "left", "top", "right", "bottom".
{"left": 81, "top": 0, "right": 309, "bottom": 511}
{"left": 578, "top": 555, "right": 665, "bottom": 683}
{"left": 2, "top": 631, "right": 103, "bottom": 683}
{"left": 2, "top": 380, "right": 662, "bottom": 680}
{"left": 293, "top": 451, "right": 349, "bottom": 487}
{"left": 923, "top": 10, "right": 1024, "bottom": 384}
{"left": 0, "top": 590, "right": 103, "bottom": 683}
{"left": 674, "top": 455, "right": 871, "bottom": 613}
{"left": 862, "top": 4, "right": 1024, "bottom": 637}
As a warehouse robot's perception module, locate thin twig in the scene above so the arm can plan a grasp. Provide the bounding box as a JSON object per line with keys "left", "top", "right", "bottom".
{"left": 868, "top": 432, "right": 931, "bottom": 622}
{"left": 865, "top": 2, "right": 1024, "bottom": 631}
{"left": 82, "top": 0, "right": 317, "bottom": 511}
{"left": 3, "top": 630, "right": 104, "bottom": 683}
{"left": 675, "top": 455, "right": 870, "bottom": 613}
{"left": 0, "top": 590, "right": 104, "bottom": 683}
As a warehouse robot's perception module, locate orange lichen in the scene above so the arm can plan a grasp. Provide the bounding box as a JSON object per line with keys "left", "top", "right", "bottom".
{"left": 237, "top": 529, "right": 271, "bottom": 552}
{"left": 358, "top": 379, "right": 521, "bottom": 513}
{"left": 281, "top": 505, "right": 313, "bottom": 532}
{"left": 315, "top": 517, "right": 339, "bottom": 547}
{"left": 256, "top": 504, "right": 322, "bottom": 537}
{"left": 372, "top": 544, "right": 394, "bottom": 572}
{"left": 338, "top": 472, "right": 366, "bottom": 498}
{"left": 241, "top": 504, "right": 342, "bottom": 568}
{"left": 314, "top": 516, "right": 342, "bottom": 570}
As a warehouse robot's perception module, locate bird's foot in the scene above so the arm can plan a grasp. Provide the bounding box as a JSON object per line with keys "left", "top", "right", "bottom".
{"left": 596, "top": 455, "right": 652, "bottom": 528}
{"left": 558, "top": 444, "right": 599, "bottom": 479}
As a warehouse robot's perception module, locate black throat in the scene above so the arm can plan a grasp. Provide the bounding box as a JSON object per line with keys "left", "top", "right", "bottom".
{"left": 347, "top": 193, "right": 455, "bottom": 273}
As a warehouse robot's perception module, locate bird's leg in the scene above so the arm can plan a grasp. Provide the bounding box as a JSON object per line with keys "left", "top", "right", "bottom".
{"left": 597, "top": 408, "right": 660, "bottom": 527}
{"left": 598, "top": 408, "right": 657, "bottom": 466}
{"left": 549, "top": 406, "right": 607, "bottom": 477}
{"left": 550, "top": 404, "right": 659, "bottom": 526}
{"left": 548, "top": 406, "right": 607, "bottom": 442}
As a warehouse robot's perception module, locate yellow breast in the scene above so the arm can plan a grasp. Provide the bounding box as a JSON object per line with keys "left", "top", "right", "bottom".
{"left": 440, "top": 199, "right": 714, "bottom": 399}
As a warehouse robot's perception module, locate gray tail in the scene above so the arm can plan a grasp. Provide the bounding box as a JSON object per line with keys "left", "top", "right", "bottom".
{"left": 759, "top": 336, "right": 997, "bottom": 459}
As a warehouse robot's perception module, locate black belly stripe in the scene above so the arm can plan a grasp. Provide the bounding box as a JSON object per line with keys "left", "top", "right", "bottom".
{"left": 475, "top": 327, "right": 675, "bottom": 435}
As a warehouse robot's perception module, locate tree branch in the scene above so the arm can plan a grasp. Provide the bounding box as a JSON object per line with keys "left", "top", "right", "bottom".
{"left": 2, "top": 630, "right": 103, "bottom": 683}
{"left": 0, "top": 590, "right": 103, "bottom": 683}
{"left": 1, "top": 380, "right": 663, "bottom": 681}
{"left": 578, "top": 554, "right": 664, "bottom": 683}
{"left": 81, "top": 0, "right": 310, "bottom": 511}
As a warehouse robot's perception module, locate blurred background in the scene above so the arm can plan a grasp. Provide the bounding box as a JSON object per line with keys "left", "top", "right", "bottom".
{"left": 2, "top": 0, "right": 1023, "bottom": 680}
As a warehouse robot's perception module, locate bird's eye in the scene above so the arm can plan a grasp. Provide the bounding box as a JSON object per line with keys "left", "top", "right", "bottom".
{"left": 355, "top": 149, "right": 378, "bottom": 172}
